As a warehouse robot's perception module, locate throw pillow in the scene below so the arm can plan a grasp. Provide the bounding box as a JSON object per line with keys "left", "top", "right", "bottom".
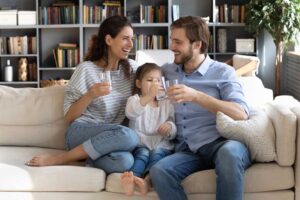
{"left": 216, "top": 109, "right": 276, "bottom": 162}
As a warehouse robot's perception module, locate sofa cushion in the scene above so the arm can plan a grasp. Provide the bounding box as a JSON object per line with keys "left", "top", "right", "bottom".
{"left": 105, "top": 164, "right": 293, "bottom": 194}
{"left": 0, "top": 85, "right": 67, "bottom": 149}
{"left": 0, "top": 147, "right": 105, "bottom": 192}
{"left": 216, "top": 109, "right": 276, "bottom": 162}
{"left": 265, "top": 102, "right": 297, "bottom": 166}
{"left": 238, "top": 76, "right": 273, "bottom": 109}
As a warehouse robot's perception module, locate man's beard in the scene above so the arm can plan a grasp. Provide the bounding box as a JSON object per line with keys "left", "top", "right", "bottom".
{"left": 174, "top": 45, "right": 193, "bottom": 65}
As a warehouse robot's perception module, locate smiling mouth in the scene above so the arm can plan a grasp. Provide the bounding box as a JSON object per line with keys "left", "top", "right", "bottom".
{"left": 122, "top": 48, "right": 131, "bottom": 53}
{"left": 173, "top": 51, "right": 180, "bottom": 56}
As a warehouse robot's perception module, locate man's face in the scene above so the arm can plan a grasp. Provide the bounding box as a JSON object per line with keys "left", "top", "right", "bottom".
{"left": 170, "top": 28, "right": 194, "bottom": 65}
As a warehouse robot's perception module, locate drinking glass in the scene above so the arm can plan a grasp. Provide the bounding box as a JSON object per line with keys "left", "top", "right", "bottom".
{"left": 156, "top": 76, "right": 167, "bottom": 101}
{"left": 99, "top": 71, "right": 112, "bottom": 90}
{"left": 166, "top": 79, "right": 179, "bottom": 88}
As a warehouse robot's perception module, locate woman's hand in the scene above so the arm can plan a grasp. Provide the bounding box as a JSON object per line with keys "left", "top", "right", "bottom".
{"left": 87, "top": 82, "right": 111, "bottom": 99}
{"left": 157, "top": 122, "right": 172, "bottom": 137}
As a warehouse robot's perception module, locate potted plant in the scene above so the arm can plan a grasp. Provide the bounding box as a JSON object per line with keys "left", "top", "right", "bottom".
{"left": 245, "top": 0, "right": 300, "bottom": 95}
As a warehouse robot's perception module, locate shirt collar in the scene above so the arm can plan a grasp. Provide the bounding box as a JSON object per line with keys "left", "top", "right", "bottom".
{"left": 176, "top": 54, "right": 212, "bottom": 76}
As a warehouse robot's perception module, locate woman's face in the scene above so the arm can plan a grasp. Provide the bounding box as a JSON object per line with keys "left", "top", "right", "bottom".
{"left": 107, "top": 26, "right": 134, "bottom": 60}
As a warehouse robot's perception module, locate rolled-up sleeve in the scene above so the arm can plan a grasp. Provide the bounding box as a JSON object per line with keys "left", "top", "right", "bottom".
{"left": 219, "top": 67, "right": 249, "bottom": 115}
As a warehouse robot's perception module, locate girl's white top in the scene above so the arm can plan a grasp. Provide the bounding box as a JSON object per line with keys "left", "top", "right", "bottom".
{"left": 126, "top": 94, "right": 177, "bottom": 150}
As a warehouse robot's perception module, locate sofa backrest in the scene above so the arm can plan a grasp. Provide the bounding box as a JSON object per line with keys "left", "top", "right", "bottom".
{"left": 0, "top": 85, "right": 67, "bottom": 149}
{"left": 135, "top": 49, "right": 174, "bottom": 66}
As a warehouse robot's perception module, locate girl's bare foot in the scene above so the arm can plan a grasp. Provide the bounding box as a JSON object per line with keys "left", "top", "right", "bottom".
{"left": 121, "top": 171, "right": 135, "bottom": 196}
{"left": 26, "top": 154, "right": 67, "bottom": 167}
{"left": 134, "top": 176, "right": 149, "bottom": 195}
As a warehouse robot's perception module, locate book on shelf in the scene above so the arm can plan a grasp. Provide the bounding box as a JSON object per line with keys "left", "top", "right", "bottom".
{"left": 217, "top": 4, "right": 245, "bottom": 23}
{"left": 140, "top": 4, "right": 167, "bottom": 23}
{"left": 52, "top": 1, "right": 76, "bottom": 7}
{"left": 58, "top": 42, "right": 77, "bottom": 48}
{"left": 39, "top": 5, "right": 79, "bottom": 24}
{"left": 1, "top": 36, "right": 36, "bottom": 55}
{"left": 54, "top": 43, "right": 79, "bottom": 68}
{"left": 53, "top": 49, "right": 58, "bottom": 67}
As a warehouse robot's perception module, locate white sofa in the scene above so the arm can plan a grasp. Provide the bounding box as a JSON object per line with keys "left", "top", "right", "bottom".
{"left": 0, "top": 51, "right": 300, "bottom": 200}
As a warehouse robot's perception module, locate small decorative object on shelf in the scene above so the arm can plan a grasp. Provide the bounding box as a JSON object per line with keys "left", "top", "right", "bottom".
{"left": 0, "top": 9, "right": 17, "bottom": 25}
{"left": 4, "top": 59, "right": 13, "bottom": 82}
{"left": 18, "top": 11, "right": 36, "bottom": 25}
{"left": 235, "top": 38, "right": 255, "bottom": 53}
{"left": 18, "top": 57, "right": 27, "bottom": 81}
{"left": 40, "top": 78, "right": 69, "bottom": 88}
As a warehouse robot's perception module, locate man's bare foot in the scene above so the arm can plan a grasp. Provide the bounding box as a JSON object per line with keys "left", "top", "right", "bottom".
{"left": 121, "top": 171, "right": 135, "bottom": 196}
{"left": 134, "top": 176, "right": 149, "bottom": 195}
{"left": 26, "top": 154, "right": 67, "bottom": 167}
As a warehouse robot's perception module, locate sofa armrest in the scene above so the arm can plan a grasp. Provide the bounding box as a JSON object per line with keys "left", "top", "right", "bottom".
{"left": 290, "top": 106, "right": 300, "bottom": 200}
{"left": 235, "top": 60, "right": 258, "bottom": 77}
{"left": 233, "top": 54, "right": 260, "bottom": 76}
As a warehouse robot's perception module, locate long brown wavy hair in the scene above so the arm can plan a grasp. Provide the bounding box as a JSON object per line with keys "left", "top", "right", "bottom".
{"left": 85, "top": 15, "right": 133, "bottom": 78}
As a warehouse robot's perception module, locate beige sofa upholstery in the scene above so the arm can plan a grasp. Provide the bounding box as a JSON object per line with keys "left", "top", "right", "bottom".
{"left": 0, "top": 51, "right": 299, "bottom": 199}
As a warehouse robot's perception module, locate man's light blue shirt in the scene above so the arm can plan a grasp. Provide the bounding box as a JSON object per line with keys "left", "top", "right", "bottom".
{"left": 162, "top": 55, "right": 249, "bottom": 153}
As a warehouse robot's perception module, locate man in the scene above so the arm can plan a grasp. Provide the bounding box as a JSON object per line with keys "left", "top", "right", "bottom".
{"left": 150, "top": 16, "right": 252, "bottom": 200}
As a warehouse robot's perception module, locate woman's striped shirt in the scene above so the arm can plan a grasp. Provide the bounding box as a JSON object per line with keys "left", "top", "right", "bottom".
{"left": 64, "top": 60, "right": 137, "bottom": 125}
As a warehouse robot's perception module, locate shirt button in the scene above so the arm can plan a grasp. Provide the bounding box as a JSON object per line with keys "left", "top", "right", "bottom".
{"left": 183, "top": 103, "right": 186, "bottom": 106}
{"left": 183, "top": 117, "right": 186, "bottom": 120}
{"left": 184, "top": 137, "right": 188, "bottom": 140}
{"left": 183, "top": 126, "right": 186, "bottom": 129}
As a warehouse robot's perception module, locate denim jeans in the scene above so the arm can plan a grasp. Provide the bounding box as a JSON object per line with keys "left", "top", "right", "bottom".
{"left": 130, "top": 146, "right": 172, "bottom": 177}
{"left": 65, "top": 122, "right": 139, "bottom": 174}
{"left": 150, "top": 137, "right": 252, "bottom": 200}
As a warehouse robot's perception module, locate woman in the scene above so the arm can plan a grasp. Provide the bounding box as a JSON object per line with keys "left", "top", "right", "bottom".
{"left": 26, "top": 15, "right": 139, "bottom": 174}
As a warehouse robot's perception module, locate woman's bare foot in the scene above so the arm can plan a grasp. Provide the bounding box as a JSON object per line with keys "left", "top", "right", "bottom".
{"left": 26, "top": 154, "right": 68, "bottom": 167}
{"left": 121, "top": 171, "right": 135, "bottom": 196}
{"left": 134, "top": 176, "right": 149, "bottom": 195}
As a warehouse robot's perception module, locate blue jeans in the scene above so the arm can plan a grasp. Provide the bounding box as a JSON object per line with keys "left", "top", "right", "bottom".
{"left": 130, "top": 146, "right": 172, "bottom": 177}
{"left": 150, "top": 137, "right": 252, "bottom": 200}
{"left": 65, "top": 122, "right": 139, "bottom": 174}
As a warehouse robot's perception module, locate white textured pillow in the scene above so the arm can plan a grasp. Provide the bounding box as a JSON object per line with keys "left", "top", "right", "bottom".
{"left": 216, "top": 109, "right": 276, "bottom": 162}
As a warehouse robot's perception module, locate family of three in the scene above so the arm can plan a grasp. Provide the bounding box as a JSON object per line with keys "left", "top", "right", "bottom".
{"left": 26, "top": 14, "right": 251, "bottom": 200}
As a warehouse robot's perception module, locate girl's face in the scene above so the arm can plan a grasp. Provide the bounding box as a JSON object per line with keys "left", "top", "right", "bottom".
{"left": 136, "top": 69, "right": 162, "bottom": 96}
{"left": 106, "top": 26, "right": 134, "bottom": 60}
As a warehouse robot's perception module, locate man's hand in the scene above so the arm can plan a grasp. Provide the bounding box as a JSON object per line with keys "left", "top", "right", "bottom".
{"left": 157, "top": 122, "right": 172, "bottom": 137}
{"left": 87, "top": 82, "right": 111, "bottom": 99}
{"left": 167, "top": 84, "right": 199, "bottom": 103}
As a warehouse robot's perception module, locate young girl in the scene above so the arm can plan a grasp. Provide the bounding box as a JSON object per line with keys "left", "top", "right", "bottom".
{"left": 121, "top": 63, "right": 177, "bottom": 196}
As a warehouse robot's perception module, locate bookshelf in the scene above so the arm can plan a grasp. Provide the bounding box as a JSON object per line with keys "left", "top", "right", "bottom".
{"left": 0, "top": 0, "right": 256, "bottom": 88}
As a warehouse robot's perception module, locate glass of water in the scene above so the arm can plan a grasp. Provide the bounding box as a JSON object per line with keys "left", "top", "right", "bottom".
{"left": 166, "top": 79, "right": 179, "bottom": 88}
{"left": 156, "top": 76, "right": 167, "bottom": 101}
{"left": 99, "top": 71, "right": 112, "bottom": 90}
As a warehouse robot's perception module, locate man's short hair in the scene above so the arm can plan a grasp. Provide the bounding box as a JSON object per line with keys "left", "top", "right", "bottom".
{"left": 171, "top": 16, "right": 210, "bottom": 54}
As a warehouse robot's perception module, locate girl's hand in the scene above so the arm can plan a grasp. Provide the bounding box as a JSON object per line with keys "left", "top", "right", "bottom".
{"left": 148, "top": 80, "right": 160, "bottom": 98}
{"left": 157, "top": 122, "right": 172, "bottom": 137}
{"left": 87, "top": 82, "right": 111, "bottom": 99}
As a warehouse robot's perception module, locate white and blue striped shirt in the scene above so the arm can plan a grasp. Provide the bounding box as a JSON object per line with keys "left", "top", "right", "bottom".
{"left": 64, "top": 60, "right": 138, "bottom": 124}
